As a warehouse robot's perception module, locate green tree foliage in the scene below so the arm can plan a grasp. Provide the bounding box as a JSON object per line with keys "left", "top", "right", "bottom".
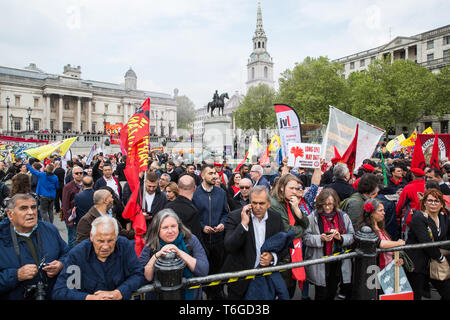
{"left": 435, "top": 65, "right": 450, "bottom": 117}
{"left": 176, "top": 95, "right": 196, "bottom": 130}
{"left": 277, "top": 56, "right": 349, "bottom": 124}
{"left": 235, "top": 83, "right": 277, "bottom": 131}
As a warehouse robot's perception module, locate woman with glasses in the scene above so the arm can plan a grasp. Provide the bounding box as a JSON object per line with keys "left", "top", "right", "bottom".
{"left": 303, "top": 188, "right": 355, "bottom": 300}
{"left": 405, "top": 189, "right": 450, "bottom": 300}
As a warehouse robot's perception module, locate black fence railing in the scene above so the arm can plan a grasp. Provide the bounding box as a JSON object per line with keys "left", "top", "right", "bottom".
{"left": 134, "top": 226, "right": 450, "bottom": 300}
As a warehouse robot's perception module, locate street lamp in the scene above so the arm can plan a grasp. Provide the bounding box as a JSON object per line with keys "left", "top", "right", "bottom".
{"left": 26, "top": 107, "right": 32, "bottom": 132}
{"left": 103, "top": 112, "right": 107, "bottom": 135}
{"left": 5, "top": 96, "right": 10, "bottom": 135}
{"left": 9, "top": 114, "right": 14, "bottom": 135}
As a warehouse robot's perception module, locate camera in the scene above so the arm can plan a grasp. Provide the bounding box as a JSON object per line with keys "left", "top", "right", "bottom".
{"left": 24, "top": 281, "right": 47, "bottom": 300}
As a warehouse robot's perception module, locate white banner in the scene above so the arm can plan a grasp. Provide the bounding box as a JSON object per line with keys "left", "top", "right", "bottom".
{"left": 287, "top": 143, "right": 322, "bottom": 169}
{"left": 321, "top": 106, "right": 385, "bottom": 170}
{"left": 274, "top": 104, "right": 302, "bottom": 159}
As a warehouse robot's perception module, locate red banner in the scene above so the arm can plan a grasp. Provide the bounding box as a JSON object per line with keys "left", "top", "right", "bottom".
{"left": 415, "top": 134, "right": 450, "bottom": 169}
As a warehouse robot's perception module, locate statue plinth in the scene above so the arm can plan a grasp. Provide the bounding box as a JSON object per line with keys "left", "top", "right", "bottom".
{"left": 203, "top": 116, "right": 233, "bottom": 159}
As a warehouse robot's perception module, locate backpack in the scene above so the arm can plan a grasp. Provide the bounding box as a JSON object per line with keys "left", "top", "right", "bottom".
{"left": 339, "top": 193, "right": 363, "bottom": 212}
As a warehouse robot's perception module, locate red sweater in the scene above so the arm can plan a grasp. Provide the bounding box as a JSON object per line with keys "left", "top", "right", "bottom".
{"left": 395, "top": 179, "right": 425, "bottom": 220}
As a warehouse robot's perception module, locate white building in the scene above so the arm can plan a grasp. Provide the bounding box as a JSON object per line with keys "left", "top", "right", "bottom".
{"left": 0, "top": 63, "right": 178, "bottom": 137}
{"left": 332, "top": 24, "right": 450, "bottom": 135}
{"left": 333, "top": 24, "right": 450, "bottom": 79}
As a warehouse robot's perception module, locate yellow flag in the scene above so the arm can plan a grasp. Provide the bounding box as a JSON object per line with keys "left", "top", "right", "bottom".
{"left": 247, "top": 136, "right": 262, "bottom": 161}
{"left": 268, "top": 134, "right": 281, "bottom": 152}
{"left": 400, "top": 129, "right": 417, "bottom": 147}
{"left": 422, "top": 126, "right": 434, "bottom": 134}
{"left": 24, "top": 137, "right": 78, "bottom": 160}
{"left": 386, "top": 134, "right": 405, "bottom": 153}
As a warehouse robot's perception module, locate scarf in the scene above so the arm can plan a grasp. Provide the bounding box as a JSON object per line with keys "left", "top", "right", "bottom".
{"left": 319, "top": 211, "right": 346, "bottom": 256}
{"left": 159, "top": 232, "right": 194, "bottom": 300}
{"left": 286, "top": 203, "right": 306, "bottom": 284}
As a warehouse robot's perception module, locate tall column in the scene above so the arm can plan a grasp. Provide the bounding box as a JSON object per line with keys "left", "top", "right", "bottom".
{"left": 76, "top": 97, "right": 81, "bottom": 132}
{"left": 45, "top": 95, "right": 51, "bottom": 130}
{"left": 88, "top": 99, "right": 92, "bottom": 133}
{"left": 123, "top": 103, "right": 128, "bottom": 124}
{"left": 58, "top": 95, "right": 63, "bottom": 131}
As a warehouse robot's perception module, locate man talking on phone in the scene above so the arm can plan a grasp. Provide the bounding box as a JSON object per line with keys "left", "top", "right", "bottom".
{"left": 222, "top": 186, "right": 287, "bottom": 300}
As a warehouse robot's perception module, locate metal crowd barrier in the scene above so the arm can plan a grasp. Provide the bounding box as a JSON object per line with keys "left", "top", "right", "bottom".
{"left": 134, "top": 226, "right": 450, "bottom": 300}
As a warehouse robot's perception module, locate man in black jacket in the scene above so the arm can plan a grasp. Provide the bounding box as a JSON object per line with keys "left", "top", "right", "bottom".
{"left": 166, "top": 174, "right": 203, "bottom": 241}
{"left": 323, "top": 163, "right": 356, "bottom": 202}
{"left": 222, "top": 186, "right": 287, "bottom": 300}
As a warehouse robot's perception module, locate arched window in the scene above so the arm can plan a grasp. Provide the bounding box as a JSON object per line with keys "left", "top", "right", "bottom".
{"left": 252, "top": 67, "right": 255, "bottom": 79}
{"left": 264, "top": 66, "right": 268, "bottom": 78}
{"left": 262, "top": 42, "right": 265, "bottom": 48}
{"left": 258, "top": 42, "right": 261, "bottom": 48}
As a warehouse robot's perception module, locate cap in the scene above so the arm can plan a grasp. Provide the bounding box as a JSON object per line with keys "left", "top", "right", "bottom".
{"left": 411, "top": 168, "right": 425, "bottom": 177}
{"left": 213, "top": 162, "right": 222, "bottom": 167}
{"left": 362, "top": 164, "right": 375, "bottom": 172}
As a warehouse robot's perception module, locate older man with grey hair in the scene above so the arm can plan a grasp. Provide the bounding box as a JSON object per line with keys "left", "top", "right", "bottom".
{"left": 230, "top": 178, "right": 253, "bottom": 211}
{"left": 52, "top": 215, "right": 145, "bottom": 300}
{"left": 250, "top": 164, "right": 271, "bottom": 190}
{"left": 323, "top": 163, "right": 356, "bottom": 202}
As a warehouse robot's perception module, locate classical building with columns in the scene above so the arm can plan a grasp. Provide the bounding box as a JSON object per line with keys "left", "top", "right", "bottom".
{"left": 0, "top": 63, "right": 178, "bottom": 137}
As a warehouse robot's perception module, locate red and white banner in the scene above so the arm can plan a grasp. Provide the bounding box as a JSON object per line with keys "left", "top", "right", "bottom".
{"left": 412, "top": 134, "right": 450, "bottom": 169}
{"left": 274, "top": 104, "right": 302, "bottom": 159}
{"left": 287, "top": 143, "right": 322, "bottom": 169}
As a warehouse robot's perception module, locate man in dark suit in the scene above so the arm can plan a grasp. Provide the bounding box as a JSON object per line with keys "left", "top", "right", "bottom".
{"left": 93, "top": 162, "right": 122, "bottom": 199}
{"left": 323, "top": 163, "right": 356, "bottom": 202}
{"left": 428, "top": 168, "right": 450, "bottom": 195}
{"left": 249, "top": 164, "right": 271, "bottom": 190}
{"left": 73, "top": 176, "right": 95, "bottom": 225}
{"left": 222, "top": 185, "right": 287, "bottom": 300}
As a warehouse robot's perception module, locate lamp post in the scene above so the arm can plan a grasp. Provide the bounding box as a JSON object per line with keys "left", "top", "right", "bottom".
{"left": 5, "top": 96, "right": 10, "bottom": 135}
{"left": 26, "top": 107, "right": 32, "bottom": 132}
{"left": 9, "top": 114, "right": 14, "bottom": 135}
{"left": 103, "top": 112, "right": 107, "bottom": 135}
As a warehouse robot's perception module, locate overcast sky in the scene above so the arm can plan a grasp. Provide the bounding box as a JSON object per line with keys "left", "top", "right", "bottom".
{"left": 0, "top": 0, "right": 448, "bottom": 108}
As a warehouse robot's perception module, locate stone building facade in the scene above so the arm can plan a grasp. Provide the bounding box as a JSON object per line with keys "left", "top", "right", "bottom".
{"left": 0, "top": 63, "right": 178, "bottom": 137}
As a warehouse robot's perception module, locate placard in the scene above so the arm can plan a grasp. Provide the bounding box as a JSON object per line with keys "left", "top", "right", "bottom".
{"left": 287, "top": 143, "right": 321, "bottom": 169}
{"left": 377, "top": 260, "right": 412, "bottom": 296}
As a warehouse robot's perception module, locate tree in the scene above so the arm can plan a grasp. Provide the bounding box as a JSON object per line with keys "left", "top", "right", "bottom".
{"left": 176, "top": 95, "right": 196, "bottom": 130}
{"left": 234, "top": 83, "right": 277, "bottom": 132}
{"left": 277, "top": 56, "right": 349, "bottom": 124}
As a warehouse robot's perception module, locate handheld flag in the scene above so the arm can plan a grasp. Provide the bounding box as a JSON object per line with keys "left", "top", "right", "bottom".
{"left": 24, "top": 137, "right": 77, "bottom": 161}
{"left": 429, "top": 134, "right": 440, "bottom": 169}
{"left": 341, "top": 124, "right": 359, "bottom": 175}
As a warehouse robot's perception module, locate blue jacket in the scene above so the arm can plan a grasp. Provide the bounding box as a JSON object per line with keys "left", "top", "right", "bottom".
{"left": 0, "top": 219, "right": 69, "bottom": 300}
{"left": 73, "top": 188, "right": 95, "bottom": 225}
{"left": 51, "top": 236, "right": 145, "bottom": 300}
{"left": 26, "top": 164, "right": 59, "bottom": 199}
{"left": 192, "top": 185, "right": 229, "bottom": 244}
{"left": 255, "top": 176, "right": 271, "bottom": 190}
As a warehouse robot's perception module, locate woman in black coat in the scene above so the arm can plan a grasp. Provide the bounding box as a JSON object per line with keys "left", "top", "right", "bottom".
{"left": 405, "top": 188, "right": 450, "bottom": 300}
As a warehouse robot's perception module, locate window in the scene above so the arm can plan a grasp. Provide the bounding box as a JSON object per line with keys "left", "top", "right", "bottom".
{"left": 92, "top": 103, "right": 96, "bottom": 112}
{"left": 34, "top": 98, "right": 39, "bottom": 108}
{"left": 64, "top": 101, "right": 70, "bottom": 110}
{"left": 350, "top": 62, "right": 355, "bottom": 69}
{"left": 92, "top": 122, "right": 96, "bottom": 132}
{"left": 444, "top": 49, "right": 450, "bottom": 61}
{"left": 117, "top": 105, "right": 121, "bottom": 113}
{"left": 262, "top": 42, "right": 265, "bottom": 49}
{"left": 360, "top": 59, "right": 365, "bottom": 67}
{"left": 14, "top": 119, "right": 21, "bottom": 131}
{"left": 427, "top": 40, "right": 434, "bottom": 50}
{"left": 252, "top": 67, "right": 255, "bottom": 79}
{"left": 104, "top": 104, "right": 108, "bottom": 112}
{"left": 264, "top": 66, "right": 268, "bottom": 78}
{"left": 50, "top": 120, "right": 54, "bottom": 131}
{"left": 441, "top": 121, "right": 449, "bottom": 134}
{"left": 33, "top": 119, "right": 39, "bottom": 131}
{"left": 258, "top": 42, "right": 261, "bottom": 48}
{"left": 427, "top": 53, "right": 434, "bottom": 61}
{"left": 444, "top": 36, "right": 450, "bottom": 45}
{"left": 15, "top": 96, "right": 20, "bottom": 107}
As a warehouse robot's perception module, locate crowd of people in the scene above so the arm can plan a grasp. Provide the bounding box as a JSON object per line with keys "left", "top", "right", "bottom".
{"left": 0, "top": 148, "right": 449, "bottom": 300}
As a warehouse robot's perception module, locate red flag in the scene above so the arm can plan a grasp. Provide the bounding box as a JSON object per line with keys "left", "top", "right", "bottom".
{"left": 234, "top": 151, "right": 249, "bottom": 173}
{"left": 341, "top": 124, "right": 359, "bottom": 175}
{"left": 259, "top": 146, "right": 270, "bottom": 166}
{"left": 429, "top": 134, "right": 440, "bottom": 169}
{"left": 411, "top": 136, "right": 426, "bottom": 170}
{"left": 120, "top": 98, "right": 151, "bottom": 257}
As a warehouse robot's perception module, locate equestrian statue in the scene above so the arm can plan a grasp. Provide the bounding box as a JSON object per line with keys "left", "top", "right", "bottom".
{"left": 207, "top": 90, "right": 229, "bottom": 117}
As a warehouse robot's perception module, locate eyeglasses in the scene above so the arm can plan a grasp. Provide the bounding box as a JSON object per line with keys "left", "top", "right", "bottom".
{"left": 323, "top": 203, "right": 334, "bottom": 208}
{"left": 73, "top": 172, "right": 83, "bottom": 175}
{"left": 240, "top": 186, "right": 251, "bottom": 190}
{"left": 426, "top": 199, "right": 441, "bottom": 204}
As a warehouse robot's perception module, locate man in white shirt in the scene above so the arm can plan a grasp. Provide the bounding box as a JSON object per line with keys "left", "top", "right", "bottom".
{"left": 222, "top": 186, "right": 287, "bottom": 299}
{"left": 142, "top": 171, "right": 168, "bottom": 226}
{"left": 94, "top": 163, "right": 122, "bottom": 199}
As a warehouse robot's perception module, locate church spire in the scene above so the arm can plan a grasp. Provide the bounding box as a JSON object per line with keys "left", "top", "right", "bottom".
{"left": 254, "top": 0, "right": 266, "bottom": 39}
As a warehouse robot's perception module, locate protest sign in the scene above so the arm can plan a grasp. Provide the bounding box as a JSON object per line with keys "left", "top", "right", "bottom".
{"left": 287, "top": 143, "right": 321, "bottom": 169}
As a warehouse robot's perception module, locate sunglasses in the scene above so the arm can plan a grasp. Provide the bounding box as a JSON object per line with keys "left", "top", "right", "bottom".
{"left": 73, "top": 172, "right": 83, "bottom": 175}
{"left": 240, "top": 186, "right": 251, "bottom": 190}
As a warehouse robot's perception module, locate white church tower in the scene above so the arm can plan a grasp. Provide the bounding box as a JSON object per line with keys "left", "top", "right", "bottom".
{"left": 246, "top": 0, "right": 274, "bottom": 90}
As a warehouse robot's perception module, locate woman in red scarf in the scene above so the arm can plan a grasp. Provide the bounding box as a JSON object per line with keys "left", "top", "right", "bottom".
{"left": 303, "top": 188, "right": 355, "bottom": 300}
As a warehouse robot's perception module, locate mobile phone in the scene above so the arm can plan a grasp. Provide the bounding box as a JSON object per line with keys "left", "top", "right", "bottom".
{"left": 325, "top": 231, "right": 333, "bottom": 235}
{"left": 246, "top": 208, "right": 252, "bottom": 216}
